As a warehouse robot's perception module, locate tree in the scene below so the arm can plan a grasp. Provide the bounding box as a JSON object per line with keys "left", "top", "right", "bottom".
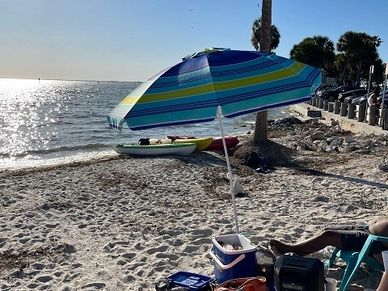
{"left": 334, "top": 53, "right": 349, "bottom": 84}
{"left": 290, "top": 36, "right": 335, "bottom": 75}
{"left": 253, "top": 0, "right": 272, "bottom": 144}
{"left": 251, "top": 17, "right": 280, "bottom": 51}
{"left": 372, "top": 58, "right": 385, "bottom": 85}
{"left": 336, "top": 31, "right": 381, "bottom": 85}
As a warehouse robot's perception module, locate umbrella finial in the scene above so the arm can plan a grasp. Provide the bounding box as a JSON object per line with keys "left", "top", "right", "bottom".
{"left": 182, "top": 48, "right": 230, "bottom": 61}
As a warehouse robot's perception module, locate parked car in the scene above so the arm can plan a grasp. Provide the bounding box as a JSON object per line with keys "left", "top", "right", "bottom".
{"left": 315, "top": 85, "right": 336, "bottom": 98}
{"left": 340, "top": 88, "right": 367, "bottom": 103}
{"left": 319, "top": 86, "right": 359, "bottom": 101}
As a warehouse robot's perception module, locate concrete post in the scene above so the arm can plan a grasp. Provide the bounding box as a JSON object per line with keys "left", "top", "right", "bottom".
{"left": 347, "top": 103, "right": 356, "bottom": 119}
{"left": 368, "top": 105, "right": 377, "bottom": 125}
{"left": 340, "top": 102, "right": 347, "bottom": 116}
{"left": 382, "top": 108, "right": 388, "bottom": 130}
{"left": 380, "top": 108, "right": 388, "bottom": 130}
{"left": 318, "top": 98, "right": 324, "bottom": 109}
{"left": 328, "top": 102, "right": 334, "bottom": 112}
{"left": 357, "top": 104, "right": 366, "bottom": 122}
{"left": 323, "top": 99, "right": 329, "bottom": 111}
{"left": 334, "top": 101, "right": 340, "bottom": 114}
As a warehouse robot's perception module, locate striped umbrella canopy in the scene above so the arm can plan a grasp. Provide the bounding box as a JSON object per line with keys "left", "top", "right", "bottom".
{"left": 107, "top": 48, "right": 322, "bottom": 130}
{"left": 108, "top": 48, "right": 322, "bottom": 233}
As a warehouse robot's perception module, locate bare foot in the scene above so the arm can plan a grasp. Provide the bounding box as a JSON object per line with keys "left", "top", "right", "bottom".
{"left": 270, "top": 244, "right": 282, "bottom": 257}
{"left": 269, "top": 239, "right": 293, "bottom": 256}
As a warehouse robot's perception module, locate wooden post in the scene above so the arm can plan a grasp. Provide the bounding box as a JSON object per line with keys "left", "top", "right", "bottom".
{"left": 334, "top": 101, "right": 340, "bottom": 114}
{"left": 323, "top": 99, "right": 329, "bottom": 111}
{"left": 357, "top": 104, "right": 366, "bottom": 122}
{"left": 368, "top": 105, "right": 377, "bottom": 125}
{"left": 328, "top": 102, "right": 334, "bottom": 112}
{"left": 347, "top": 103, "right": 356, "bottom": 119}
{"left": 340, "top": 102, "right": 347, "bottom": 116}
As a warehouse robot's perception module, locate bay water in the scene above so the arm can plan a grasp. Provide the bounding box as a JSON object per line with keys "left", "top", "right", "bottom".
{"left": 0, "top": 78, "right": 290, "bottom": 170}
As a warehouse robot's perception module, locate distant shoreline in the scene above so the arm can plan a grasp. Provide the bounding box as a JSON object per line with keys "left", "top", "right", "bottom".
{"left": 0, "top": 77, "right": 144, "bottom": 83}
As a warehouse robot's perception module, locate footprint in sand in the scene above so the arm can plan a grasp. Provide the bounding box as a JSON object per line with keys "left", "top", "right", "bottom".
{"left": 155, "top": 253, "right": 179, "bottom": 260}
{"left": 81, "top": 282, "right": 106, "bottom": 289}
{"left": 146, "top": 245, "right": 168, "bottom": 255}
{"left": 31, "top": 263, "right": 45, "bottom": 270}
{"left": 26, "top": 283, "right": 39, "bottom": 289}
{"left": 36, "top": 275, "right": 53, "bottom": 283}
{"left": 190, "top": 229, "right": 213, "bottom": 237}
{"left": 122, "top": 252, "right": 136, "bottom": 260}
{"left": 182, "top": 245, "right": 199, "bottom": 253}
{"left": 19, "top": 238, "right": 29, "bottom": 244}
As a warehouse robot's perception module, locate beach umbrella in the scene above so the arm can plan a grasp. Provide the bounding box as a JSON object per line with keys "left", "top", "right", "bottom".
{"left": 107, "top": 48, "right": 322, "bottom": 233}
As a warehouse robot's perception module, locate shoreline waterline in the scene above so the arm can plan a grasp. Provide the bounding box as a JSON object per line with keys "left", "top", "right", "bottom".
{"left": 0, "top": 150, "right": 120, "bottom": 172}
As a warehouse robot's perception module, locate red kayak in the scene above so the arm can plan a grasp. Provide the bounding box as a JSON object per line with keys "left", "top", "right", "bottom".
{"left": 205, "top": 136, "right": 239, "bottom": 152}
{"left": 167, "top": 135, "right": 239, "bottom": 152}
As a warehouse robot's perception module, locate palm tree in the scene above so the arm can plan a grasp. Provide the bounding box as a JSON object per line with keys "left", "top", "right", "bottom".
{"left": 337, "top": 31, "right": 380, "bottom": 85}
{"left": 253, "top": 0, "right": 272, "bottom": 143}
{"left": 251, "top": 17, "right": 280, "bottom": 51}
{"left": 290, "top": 36, "right": 335, "bottom": 75}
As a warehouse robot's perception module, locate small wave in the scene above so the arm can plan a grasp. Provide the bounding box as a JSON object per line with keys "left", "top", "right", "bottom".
{"left": 2, "top": 143, "right": 112, "bottom": 158}
{"left": 0, "top": 149, "right": 119, "bottom": 171}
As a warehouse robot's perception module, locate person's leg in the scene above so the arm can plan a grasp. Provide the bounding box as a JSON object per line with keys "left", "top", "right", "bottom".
{"left": 269, "top": 230, "right": 342, "bottom": 256}
{"left": 377, "top": 272, "right": 388, "bottom": 291}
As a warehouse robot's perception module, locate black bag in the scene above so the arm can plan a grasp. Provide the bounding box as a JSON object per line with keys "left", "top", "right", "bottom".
{"left": 138, "top": 138, "right": 150, "bottom": 145}
{"left": 274, "top": 254, "right": 324, "bottom": 291}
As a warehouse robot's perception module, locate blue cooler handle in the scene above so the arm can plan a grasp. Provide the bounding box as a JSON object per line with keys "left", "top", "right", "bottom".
{"left": 209, "top": 250, "right": 246, "bottom": 270}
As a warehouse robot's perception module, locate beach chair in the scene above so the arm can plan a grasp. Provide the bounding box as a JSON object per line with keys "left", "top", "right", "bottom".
{"left": 328, "top": 234, "right": 388, "bottom": 291}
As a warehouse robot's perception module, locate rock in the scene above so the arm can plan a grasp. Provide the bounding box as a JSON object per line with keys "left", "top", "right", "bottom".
{"left": 318, "top": 141, "right": 329, "bottom": 152}
{"left": 376, "top": 135, "right": 388, "bottom": 142}
{"left": 63, "top": 243, "right": 76, "bottom": 254}
{"left": 305, "top": 143, "right": 318, "bottom": 151}
{"left": 378, "top": 158, "right": 388, "bottom": 172}
{"left": 330, "top": 119, "right": 339, "bottom": 126}
{"left": 326, "top": 146, "right": 338, "bottom": 153}
{"left": 295, "top": 142, "right": 307, "bottom": 151}
{"left": 354, "top": 148, "right": 371, "bottom": 154}
{"left": 310, "top": 132, "right": 326, "bottom": 141}
{"left": 330, "top": 137, "right": 342, "bottom": 147}
{"left": 339, "top": 145, "right": 355, "bottom": 153}
{"left": 332, "top": 125, "right": 342, "bottom": 133}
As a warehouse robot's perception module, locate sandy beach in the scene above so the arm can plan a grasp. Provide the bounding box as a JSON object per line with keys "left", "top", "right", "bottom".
{"left": 0, "top": 121, "right": 387, "bottom": 290}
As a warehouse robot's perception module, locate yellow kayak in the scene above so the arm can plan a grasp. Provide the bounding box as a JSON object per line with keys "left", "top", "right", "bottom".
{"left": 148, "top": 136, "right": 213, "bottom": 151}
{"left": 173, "top": 137, "right": 213, "bottom": 151}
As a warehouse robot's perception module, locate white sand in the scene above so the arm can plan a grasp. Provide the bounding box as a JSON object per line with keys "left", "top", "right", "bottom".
{"left": 0, "top": 130, "right": 387, "bottom": 290}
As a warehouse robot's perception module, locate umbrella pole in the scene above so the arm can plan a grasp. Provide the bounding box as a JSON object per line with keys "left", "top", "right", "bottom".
{"left": 217, "top": 106, "right": 240, "bottom": 234}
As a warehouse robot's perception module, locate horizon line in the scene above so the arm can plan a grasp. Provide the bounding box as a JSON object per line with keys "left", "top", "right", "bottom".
{"left": 0, "top": 77, "right": 144, "bottom": 83}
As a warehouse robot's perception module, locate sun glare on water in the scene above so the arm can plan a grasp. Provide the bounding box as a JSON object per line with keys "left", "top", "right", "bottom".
{"left": 0, "top": 78, "right": 67, "bottom": 158}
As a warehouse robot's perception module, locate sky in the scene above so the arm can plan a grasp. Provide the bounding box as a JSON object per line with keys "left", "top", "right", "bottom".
{"left": 1, "top": 0, "right": 387, "bottom": 82}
